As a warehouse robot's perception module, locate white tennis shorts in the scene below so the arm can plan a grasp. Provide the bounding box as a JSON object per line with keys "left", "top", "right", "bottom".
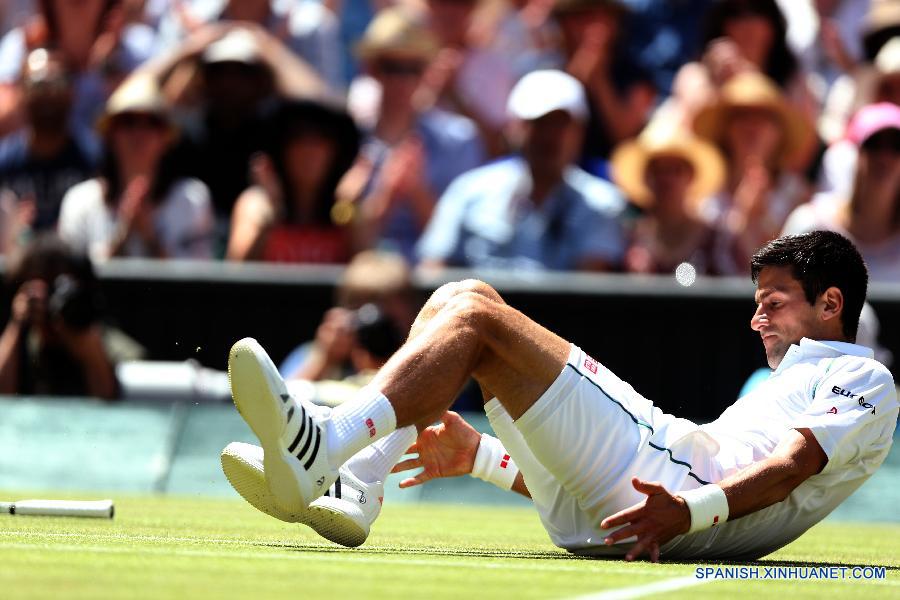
{"left": 486, "top": 345, "right": 719, "bottom": 555}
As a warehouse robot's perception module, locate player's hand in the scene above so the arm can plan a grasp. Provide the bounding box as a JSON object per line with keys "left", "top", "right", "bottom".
{"left": 391, "top": 411, "right": 481, "bottom": 488}
{"left": 599, "top": 477, "right": 691, "bottom": 562}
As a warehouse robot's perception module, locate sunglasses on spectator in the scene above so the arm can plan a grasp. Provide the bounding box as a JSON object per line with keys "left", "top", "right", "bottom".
{"left": 375, "top": 59, "right": 427, "bottom": 77}
{"left": 113, "top": 113, "right": 168, "bottom": 131}
{"left": 861, "top": 129, "right": 900, "bottom": 153}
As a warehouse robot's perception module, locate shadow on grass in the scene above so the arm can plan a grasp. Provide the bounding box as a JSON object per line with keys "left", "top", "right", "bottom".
{"left": 259, "top": 541, "right": 899, "bottom": 570}
{"left": 257, "top": 541, "right": 575, "bottom": 561}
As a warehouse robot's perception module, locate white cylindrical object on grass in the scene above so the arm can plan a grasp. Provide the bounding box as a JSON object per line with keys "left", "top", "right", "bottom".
{"left": 0, "top": 499, "right": 114, "bottom": 518}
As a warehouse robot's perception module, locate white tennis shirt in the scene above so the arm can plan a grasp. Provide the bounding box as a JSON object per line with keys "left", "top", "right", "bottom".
{"left": 665, "top": 338, "right": 898, "bottom": 559}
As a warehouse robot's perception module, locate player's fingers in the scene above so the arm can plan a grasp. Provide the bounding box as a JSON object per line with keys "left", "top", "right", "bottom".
{"left": 398, "top": 472, "right": 431, "bottom": 488}
{"left": 391, "top": 458, "right": 422, "bottom": 473}
{"left": 603, "top": 523, "right": 644, "bottom": 545}
{"left": 406, "top": 442, "right": 418, "bottom": 454}
{"left": 650, "top": 541, "right": 660, "bottom": 563}
{"left": 631, "top": 477, "right": 663, "bottom": 495}
{"left": 625, "top": 535, "right": 653, "bottom": 562}
{"left": 601, "top": 505, "right": 642, "bottom": 529}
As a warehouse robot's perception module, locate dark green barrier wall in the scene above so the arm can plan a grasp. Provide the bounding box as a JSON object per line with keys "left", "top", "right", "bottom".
{"left": 2, "top": 261, "right": 899, "bottom": 421}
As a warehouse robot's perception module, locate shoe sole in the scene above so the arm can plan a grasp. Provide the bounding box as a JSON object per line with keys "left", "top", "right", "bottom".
{"left": 306, "top": 498, "right": 368, "bottom": 548}
{"left": 228, "top": 338, "right": 311, "bottom": 511}
{"left": 220, "top": 444, "right": 302, "bottom": 523}
{"left": 221, "top": 443, "right": 369, "bottom": 547}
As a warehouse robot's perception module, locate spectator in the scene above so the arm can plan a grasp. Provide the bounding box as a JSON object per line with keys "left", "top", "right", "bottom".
{"left": 664, "top": 0, "right": 818, "bottom": 163}
{"left": 467, "top": 0, "right": 560, "bottom": 80}
{"left": 138, "top": 24, "right": 329, "bottom": 226}
{"left": 783, "top": 103, "right": 900, "bottom": 281}
{"left": 415, "top": 0, "right": 517, "bottom": 156}
{"left": 610, "top": 121, "right": 726, "bottom": 275}
{"left": 281, "top": 249, "right": 418, "bottom": 382}
{"left": 553, "top": 0, "right": 657, "bottom": 169}
{"left": 777, "top": 0, "right": 868, "bottom": 94}
{"left": 342, "top": 7, "right": 485, "bottom": 261}
{"left": 692, "top": 71, "right": 813, "bottom": 274}
{"left": 0, "top": 234, "right": 127, "bottom": 399}
{"left": 288, "top": 303, "right": 405, "bottom": 408}
{"left": 417, "top": 69, "right": 626, "bottom": 272}
{"left": 0, "top": 49, "right": 93, "bottom": 246}
{"left": 819, "top": 36, "right": 900, "bottom": 195}
{"left": 155, "top": 0, "right": 344, "bottom": 91}
{"left": 617, "top": 0, "right": 714, "bottom": 95}
{"left": 226, "top": 98, "right": 360, "bottom": 263}
{"left": 58, "top": 75, "right": 214, "bottom": 260}
{"left": 0, "top": 0, "right": 155, "bottom": 153}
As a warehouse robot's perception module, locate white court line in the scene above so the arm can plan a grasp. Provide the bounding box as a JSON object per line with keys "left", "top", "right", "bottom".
{"left": 570, "top": 576, "right": 712, "bottom": 600}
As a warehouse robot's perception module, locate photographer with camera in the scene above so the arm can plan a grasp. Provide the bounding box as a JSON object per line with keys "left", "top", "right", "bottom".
{"left": 0, "top": 234, "right": 120, "bottom": 399}
{"left": 286, "top": 303, "right": 405, "bottom": 409}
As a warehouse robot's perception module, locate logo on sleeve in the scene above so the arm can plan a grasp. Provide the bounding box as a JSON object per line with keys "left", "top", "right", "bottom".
{"left": 827, "top": 406, "right": 838, "bottom": 414}
{"left": 584, "top": 356, "right": 599, "bottom": 374}
{"left": 832, "top": 386, "right": 875, "bottom": 414}
{"left": 832, "top": 386, "right": 857, "bottom": 398}
{"left": 859, "top": 397, "right": 875, "bottom": 414}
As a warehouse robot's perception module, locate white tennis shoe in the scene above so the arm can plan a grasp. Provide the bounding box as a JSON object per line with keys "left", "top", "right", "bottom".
{"left": 221, "top": 442, "right": 383, "bottom": 547}
{"left": 228, "top": 337, "right": 338, "bottom": 511}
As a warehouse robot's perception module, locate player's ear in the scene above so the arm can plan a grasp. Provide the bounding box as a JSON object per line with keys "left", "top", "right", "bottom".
{"left": 819, "top": 286, "right": 844, "bottom": 323}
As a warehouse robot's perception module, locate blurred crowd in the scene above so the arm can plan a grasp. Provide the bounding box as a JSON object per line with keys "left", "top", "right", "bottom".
{"left": 0, "top": 0, "right": 899, "bottom": 279}
{"left": 0, "top": 0, "right": 899, "bottom": 399}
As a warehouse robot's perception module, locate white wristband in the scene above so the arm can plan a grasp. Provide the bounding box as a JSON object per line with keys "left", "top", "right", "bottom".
{"left": 680, "top": 484, "right": 729, "bottom": 534}
{"left": 471, "top": 434, "right": 519, "bottom": 490}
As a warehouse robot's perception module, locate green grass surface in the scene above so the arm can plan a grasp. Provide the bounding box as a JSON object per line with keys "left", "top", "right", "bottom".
{"left": 0, "top": 493, "right": 897, "bottom": 599}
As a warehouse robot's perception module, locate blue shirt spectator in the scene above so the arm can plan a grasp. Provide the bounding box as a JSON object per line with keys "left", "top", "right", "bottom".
{"left": 360, "top": 109, "right": 485, "bottom": 261}
{"left": 417, "top": 70, "right": 626, "bottom": 272}
{"left": 417, "top": 156, "right": 625, "bottom": 270}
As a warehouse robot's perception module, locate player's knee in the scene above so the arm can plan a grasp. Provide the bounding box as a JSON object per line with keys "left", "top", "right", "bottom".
{"left": 443, "top": 291, "right": 495, "bottom": 332}
{"left": 429, "top": 280, "right": 503, "bottom": 310}
{"left": 455, "top": 279, "right": 504, "bottom": 304}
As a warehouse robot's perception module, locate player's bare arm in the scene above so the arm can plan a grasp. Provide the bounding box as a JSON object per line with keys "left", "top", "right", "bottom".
{"left": 601, "top": 427, "right": 828, "bottom": 561}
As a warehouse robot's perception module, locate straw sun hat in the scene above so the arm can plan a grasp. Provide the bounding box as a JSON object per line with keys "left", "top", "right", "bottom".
{"left": 692, "top": 71, "right": 813, "bottom": 167}
{"left": 355, "top": 7, "right": 439, "bottom": 62}
{"left": 611, "top": 123, "right": 726, "bottom": 209}
{"left": 96, "top": 74, "right": 175, "bottom": 139}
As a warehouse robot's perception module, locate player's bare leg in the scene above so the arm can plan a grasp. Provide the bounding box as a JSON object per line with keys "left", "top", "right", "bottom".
{"left": 371, "top": 279, "right": 570, "bottom": 424}
{"left": 228, "top": 279, "right": 569, "bottom": 511}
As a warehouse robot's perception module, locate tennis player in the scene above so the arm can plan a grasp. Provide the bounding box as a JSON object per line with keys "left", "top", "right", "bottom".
{"left": 226, "top": 230, "right": 897, "bottom": 560}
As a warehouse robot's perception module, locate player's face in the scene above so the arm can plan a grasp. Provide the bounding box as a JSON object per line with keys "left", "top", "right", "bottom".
{"left": 751, "top": 266, "right": 823, "bottom": 369}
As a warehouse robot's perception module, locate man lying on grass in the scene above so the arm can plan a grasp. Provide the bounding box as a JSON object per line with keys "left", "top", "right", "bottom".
{"left": 222, "top": 231, "right": 898, "bottom": 561}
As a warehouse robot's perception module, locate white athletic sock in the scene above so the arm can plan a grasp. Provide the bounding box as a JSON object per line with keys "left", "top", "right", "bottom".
{"left": 345, "top": 426, "right": 417, "bottom": 484}
{"left": 326, "top": 387, "right": 397, "bottom": 469}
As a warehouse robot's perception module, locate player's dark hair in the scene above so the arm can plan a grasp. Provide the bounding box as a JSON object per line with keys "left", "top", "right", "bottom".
{"left": 750, "top": 231, "right": 868, "bottom": 340}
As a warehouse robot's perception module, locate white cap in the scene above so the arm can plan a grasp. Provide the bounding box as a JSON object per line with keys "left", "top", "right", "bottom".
{"left": 507, "top": 70, "right": 588, "bottom": 122}
{"left": 875, "top": 36, "right": 900, "bottom": 75}
{"left": 203, "top": 29, "right": 260, "bottom": 65}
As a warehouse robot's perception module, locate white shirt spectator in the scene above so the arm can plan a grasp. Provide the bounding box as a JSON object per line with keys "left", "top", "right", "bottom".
{"left": 58, "top": 177, "right": 215, "bottom": 260}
